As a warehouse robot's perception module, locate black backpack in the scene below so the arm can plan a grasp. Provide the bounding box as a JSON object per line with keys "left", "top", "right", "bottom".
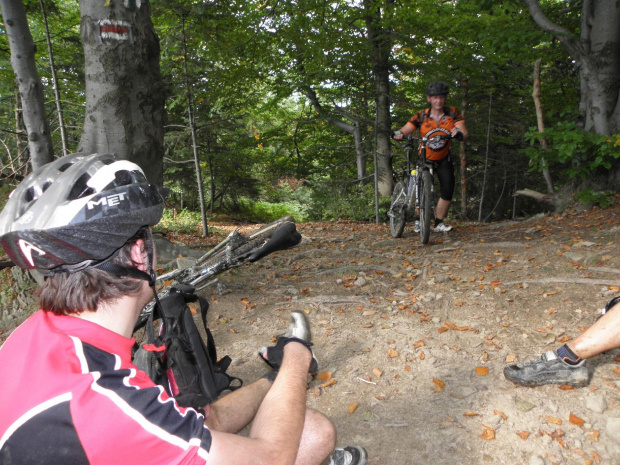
{"left": 133, "top": 285, "right": 242, "bottom": 410}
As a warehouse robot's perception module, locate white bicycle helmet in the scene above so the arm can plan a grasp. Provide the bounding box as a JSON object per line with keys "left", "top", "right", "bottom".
{"left": 0, "top": 153, "right": 165, "bottom": 273}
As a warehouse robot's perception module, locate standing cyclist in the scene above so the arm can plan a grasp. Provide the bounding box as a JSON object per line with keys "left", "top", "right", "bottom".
{"left": 393, "top": 82, "right": 468, "bottom": 233}
{"left": 0, "top": 152, "right": 367, "bottom": 465}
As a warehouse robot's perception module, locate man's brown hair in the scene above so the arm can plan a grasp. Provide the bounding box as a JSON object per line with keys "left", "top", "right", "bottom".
{"left": 38, "top": 229, "right": 149, "bottom": 314}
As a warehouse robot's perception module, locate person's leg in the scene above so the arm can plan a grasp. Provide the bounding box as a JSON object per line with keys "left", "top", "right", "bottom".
{"left": 295, "top": 409, "right": 336, "bottom": 465}
{"left": 504, "top": 299, "right": 620, "bottom": 387}
{"left": 435, "top": 198, "right": 451, "bottom": 221}
{"left": 568, "top": 300, "right": 620, "bottom": 359}
{"left": 206, "top": 378, "right": 271, "bottom": 433}
{"left": 434, "top": 156, "right": 454, "bottom": 229}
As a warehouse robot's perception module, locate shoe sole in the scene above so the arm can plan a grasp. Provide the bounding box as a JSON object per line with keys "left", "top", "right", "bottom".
{"left": 284, "top": 311, "right": 312, "bottom": 342}
{"left": 504, "top": 369, "right": 590, "bottom": 388}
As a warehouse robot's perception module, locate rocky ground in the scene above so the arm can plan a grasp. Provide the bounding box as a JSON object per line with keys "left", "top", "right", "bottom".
{"left": 2, "top": 200, "right": 620, "bottom": 465}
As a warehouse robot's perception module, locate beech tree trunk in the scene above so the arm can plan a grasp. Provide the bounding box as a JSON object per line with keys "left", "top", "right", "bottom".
{"left": 364, "top": 0, "right": 393, "bottom": 196}
{"left": 77, "top": 0, "right": 165, "bottom": 185}
{"left": 523, "top": 0, "right": 620, "bottom": 136}
{"left": 0, "top": 0, "right": 54, "bottom": 169}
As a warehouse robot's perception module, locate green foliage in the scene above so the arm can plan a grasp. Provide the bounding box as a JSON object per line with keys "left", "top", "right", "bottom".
{"left": 156, "top": 208, "right": 203, "bottom": 235}
{"left": 525, "top": 122, "right": 620, "bottom": 179}
{"left": 306, "top": 177, "right": 382, "bottom": 222}
{"left": 575, "top": 189, "right": 616, "bottom": 208}
{"left": 233, "top": 198, "right": 308, "bottom": 224}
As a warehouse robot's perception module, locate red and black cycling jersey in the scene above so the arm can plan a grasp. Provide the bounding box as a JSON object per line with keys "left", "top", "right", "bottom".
{"left": 406, "top": 106, "right": 463, "bottom": 161}
{"left": 0, "top": 310, "right": 212, "bottom": 465}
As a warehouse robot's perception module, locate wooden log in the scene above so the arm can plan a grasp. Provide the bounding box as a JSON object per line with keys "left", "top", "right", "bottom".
{"left": 513, "top": 188, "right": 555, "bottom": 204}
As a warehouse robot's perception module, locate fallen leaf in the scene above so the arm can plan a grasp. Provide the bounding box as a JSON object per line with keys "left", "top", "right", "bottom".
{"left": 556, "top": 437, "right": 568, "bottom": 449}
{"left": 321, "top": 379, "right": 337, "bottom": 388}
{"left": 475, "top": 366, "right": 489, "bottom": 376}
{"left": 348, "top": 402, "right": 358, "bottom": 414}
{"left": 414, "top": 340, "right": 425, "bottom": 349}
{"left": 585, "top": 430, "right": 599, "bottom": 442}
{"left": 419, "top": 351, "right": 425, "bottom": 360}
{"left": 516, "top": 431, "right": 530, "bottom": 440}
{"left": 494, "top": 410, "right": 508, "bottom": 420}
{"left": 546, "top": 416, "right": 562, "bottom": 425}
{"left": 582, "top": 458, "right": 593, "bottom": 465}
{"left": 387, "top": 349, "right": 399, "bottom": 359}
{"left": 613, "top": 367, "right": 620, "bottom": 375}
{"left": 362, "top": 310, "right": 376, "bottom": 316}
{"left": 438, "top": 327, "right": 449, "bottom": 333}
{"left": 373, "top": 368, "right": 383, "bottom": 378}
{"left": 558, "top": 385, "right": 574, "bottom": 390}
{"left": 432, "top": 378, "right": 445, "bottom": 392}
{"left": 479, "top": 427, "right": 495, "bottom": 440}
{"left": 591, "top": 450, "right": 602, "bottom": 464}
{"left": 615, "top": 355, "right": 620, "bottom": 363}
{"left": 463, "top": 411, "right": 479, "bottom": 417}
{"left": 316, "top": 371, "right": 332, "bottom": 382}
{"left": 569, "top": 413, "right": 585, "bottom": 427}
{"left": 505, "top": 354, "right": 517, "bottom": 363}
{"left": 362, "top": 323, "right": 373, "bottom": 328}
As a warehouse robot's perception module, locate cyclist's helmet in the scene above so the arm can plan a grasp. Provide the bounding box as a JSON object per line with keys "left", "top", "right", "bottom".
{"left": 0, "top": 152, "right": 165, "bottom": 273}
{"left": 426, "top": 82, "right": 450, "bottom": 96}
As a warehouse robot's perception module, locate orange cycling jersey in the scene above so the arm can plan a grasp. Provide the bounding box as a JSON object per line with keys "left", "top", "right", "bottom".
{"left": 406, "top": 106, "right": 463, "bottom": 161}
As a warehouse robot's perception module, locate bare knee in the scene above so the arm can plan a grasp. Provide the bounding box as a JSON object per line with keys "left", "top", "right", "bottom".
{"left": 296, "top": 409, "right": 336, "bottom": 465}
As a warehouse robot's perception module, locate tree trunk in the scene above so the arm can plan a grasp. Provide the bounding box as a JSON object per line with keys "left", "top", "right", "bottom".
{"left": 182, "top": 18, "right": 208, "bottom": 237}
{"left": 364, "top": 0, "right": 393, "bottom": 197}
{"left": 303, "top": 86, "right": 367, "bottom": 182}
{"left": 478, "top": 90, "right": 492, "bottom": 222}
{"left": 532, "top": 58, "right": 554, "bottom": 195}
{"left": 40, "top": 0, "right": 69, "bottom": 156}
{"left": 77, "top": 0, "right": 165, "bottom": 185}
{"left": 459, "top": 76, "right": 468, "bottom": 219}
{"left": 523, "top": 0, "right": 620, "bottom": 136}
{"left": 0, "top": 0, "right": 54, "bottom": 170}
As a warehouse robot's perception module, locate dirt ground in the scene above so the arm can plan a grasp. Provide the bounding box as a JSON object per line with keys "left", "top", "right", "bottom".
{"left": 201, "top": 202, "right": 620, "bottom": 465}
{"left": 1, "top": 201, "right": 619, "bottom": 465}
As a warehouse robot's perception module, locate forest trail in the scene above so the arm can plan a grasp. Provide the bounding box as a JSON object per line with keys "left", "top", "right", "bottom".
{"left": 204, "top": 202, "right": 620, "bottom": 465}
{"left": 1, "top": 201, "right": 619, "bottom": 465}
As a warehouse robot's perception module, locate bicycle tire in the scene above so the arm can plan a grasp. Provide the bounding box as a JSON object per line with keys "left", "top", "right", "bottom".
{"left": 389, "top": 181, "right": 407, "bottom": 238}
{"left": 419, "top": 171, "right": 433, "bottom": 244}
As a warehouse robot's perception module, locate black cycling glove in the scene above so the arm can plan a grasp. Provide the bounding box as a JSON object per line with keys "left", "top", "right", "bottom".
{"left": 259, "top": 336, "right": 319, "bottom": 374}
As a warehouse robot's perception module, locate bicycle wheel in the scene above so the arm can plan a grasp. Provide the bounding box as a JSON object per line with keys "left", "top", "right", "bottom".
{"left": 389, "top": 181, "right": 407, "bottom": 238}
{"left": 418, "top": 171, "right": 433, "bottom": 244}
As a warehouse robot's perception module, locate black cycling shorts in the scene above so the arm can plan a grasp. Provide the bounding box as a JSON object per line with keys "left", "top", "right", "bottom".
{"left": 435, "top": 155, "right": 455, "bottom": 201}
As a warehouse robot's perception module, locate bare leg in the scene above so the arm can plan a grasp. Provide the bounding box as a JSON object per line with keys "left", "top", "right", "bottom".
{"left": 206, "top": 379, "right": 336, "bottom": 465}
{"left": 568, "top": 302, "right": 620, "bottom": 359}
{"left": 435, "top": 198, "right": 451, "bottom": 220}
{"left": 295, "top": 409, "right": 336, "bottom": 465}
{"left": 206, "top": 378, "right": 271, "bottom": 433}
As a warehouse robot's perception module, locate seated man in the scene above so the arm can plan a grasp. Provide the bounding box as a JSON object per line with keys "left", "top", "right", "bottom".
{"left": 504, "top": 296, "right": 620, "bottom": 387}
{"left": 0, "top": 153, "right": 367, "bottom": 465}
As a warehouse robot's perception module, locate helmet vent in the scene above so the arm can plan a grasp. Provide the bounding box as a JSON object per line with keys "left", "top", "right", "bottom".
{"left": 58, "top": 162, "right": 73, "bottom": 172}
{"left": 114, "top": 170, "right": 133, "bottom": 187}
{"left": 42, "top": 181, "right": 52, "bottom": 193}
{"left": 24, "top": 186, "right": 36, "bottom": 203}
{"left": 68, "top": 173, "right": 95, "bottom": 200}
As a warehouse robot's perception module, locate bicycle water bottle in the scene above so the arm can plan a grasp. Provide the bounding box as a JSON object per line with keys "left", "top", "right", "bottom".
{"left": 409, "top": 169, "right": 418, "bottom": 211}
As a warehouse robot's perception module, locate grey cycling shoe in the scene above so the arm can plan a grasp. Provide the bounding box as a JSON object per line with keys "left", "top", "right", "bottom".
{"left": 327, "top": 446, "right": 368, "bottom": 465}
{"left": 504, "top": 349, "right": 589, "bottom": 387}
{"left": 284, "top": 310, "right": 312, "bottom": 342}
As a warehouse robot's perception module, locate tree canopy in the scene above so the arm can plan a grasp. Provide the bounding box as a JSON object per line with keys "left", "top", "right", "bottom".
{"left": 1, "top": 0, "right": 618, "bottom": 222}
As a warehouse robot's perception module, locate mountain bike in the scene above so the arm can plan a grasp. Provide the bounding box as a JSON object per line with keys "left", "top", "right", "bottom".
{"left": 134, "top": 216, "right": 302, "bottom": 332}
{"left": 388, "top": 131, "right": 455, "bottom": 244}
